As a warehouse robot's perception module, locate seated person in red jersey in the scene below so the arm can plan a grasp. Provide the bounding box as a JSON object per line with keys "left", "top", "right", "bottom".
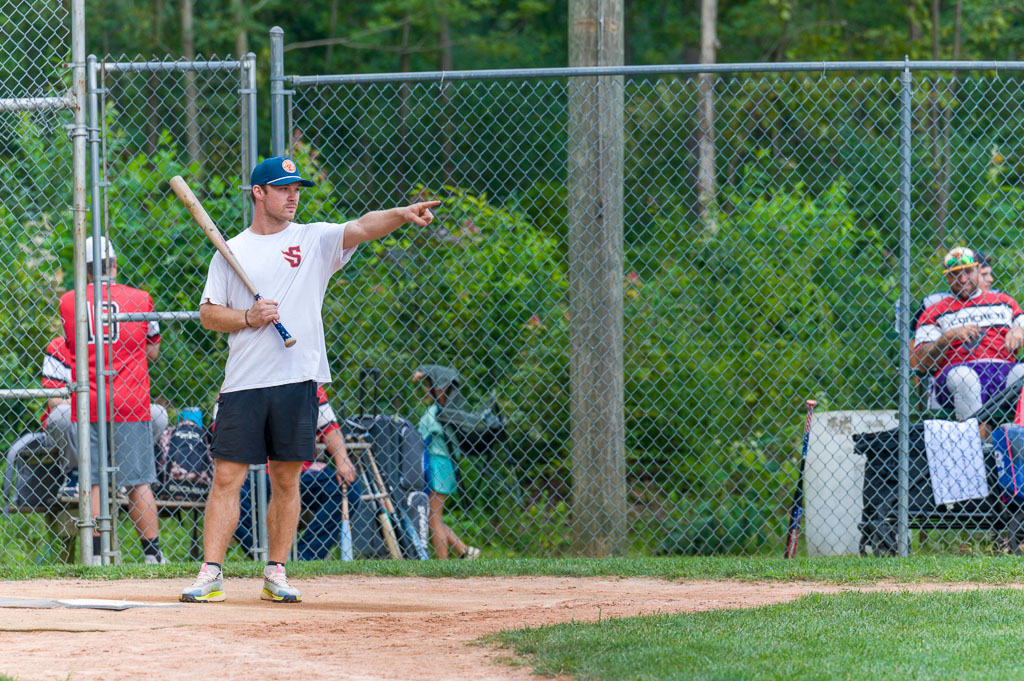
{"left": 58, "top": 236, "right": 166, "bottom": 564}
{"left": 914, "top": 247, "right": 1024, "bottom": 437}
{"left": 41, "top": 336, "right": 169, "bottom": 497}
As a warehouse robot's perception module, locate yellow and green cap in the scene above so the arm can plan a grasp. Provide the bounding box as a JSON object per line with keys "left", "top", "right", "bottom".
{"left": 942, "top": 247, "right": 978, "bottom": 274}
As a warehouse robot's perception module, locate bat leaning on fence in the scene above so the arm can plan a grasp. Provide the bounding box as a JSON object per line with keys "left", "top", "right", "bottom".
{"left": 355, "top": 457, "right": 403, "bottom": 560}
{"left": 784, "top": 399, "right": 817, "bottom": 559}
{"left": 168, "top": 175, "right": 296, "bottom": 348}
{"left": 365, "top": 446, "right": 430, "bottom": 560}
{"left": 340, "top": 482, "right": 353, "bottom": 562}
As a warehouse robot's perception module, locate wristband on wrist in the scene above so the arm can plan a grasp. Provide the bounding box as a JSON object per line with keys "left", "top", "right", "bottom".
{"left": 244, "top": 309, "right": 253, "bottom": 328}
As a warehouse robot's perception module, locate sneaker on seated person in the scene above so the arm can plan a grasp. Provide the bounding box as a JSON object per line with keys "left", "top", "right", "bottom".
{"left": 144, "top": 550, "right": 168, "bottom": 565}
{"left": 58, "top": 468, "right": 78, "bottom": 498}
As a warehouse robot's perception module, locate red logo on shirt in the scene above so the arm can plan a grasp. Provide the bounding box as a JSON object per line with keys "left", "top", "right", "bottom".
{"left": 282, "top": 246, "right": 302, "bottom": 267}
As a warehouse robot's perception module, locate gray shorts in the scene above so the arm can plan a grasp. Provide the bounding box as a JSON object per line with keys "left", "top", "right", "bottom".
{"left": 44, "top": 404, "right": 168, "bottom": 473}
{"left": 87, "top": 421, "right": 156, "bottom": 488}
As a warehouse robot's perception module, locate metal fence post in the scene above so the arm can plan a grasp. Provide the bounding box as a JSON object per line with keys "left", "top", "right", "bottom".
{"left": 71, "top": 0, "right": 94, "bottom": 566}
{"left": 270, "top": 26, "right": 285, "bottom": 157}
{"left": 241, "top": 52, "right": 258, "bottom": 226}
{"left": 87, "top": 54, "right": 115, "bottom": 564}
{"left": 897, "top": 57, "right": 913, "bottom": 557}
{"left": 243, "top": 49, "right": 270, "bottom": 562}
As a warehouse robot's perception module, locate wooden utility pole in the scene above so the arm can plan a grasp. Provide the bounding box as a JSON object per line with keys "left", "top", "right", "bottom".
{"left": 567, "top": 0, "right": 626, "bottom": 557}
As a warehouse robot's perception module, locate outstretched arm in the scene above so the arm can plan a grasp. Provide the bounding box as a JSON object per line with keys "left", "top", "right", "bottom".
{"left": 342, "top": 201, "right": 441, "bottom": 249}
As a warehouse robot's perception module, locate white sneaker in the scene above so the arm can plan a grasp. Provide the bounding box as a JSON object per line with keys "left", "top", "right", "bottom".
{"left": 144, "top": 551, "right": 168, "bottom": 565}
{"left": 461, "top": 546, "right": 481, "bottom": 560}
{"left": 261, "top": 564, "right": 302, "bottom": 603}
{"left": 179, "top": 563, "right": 225, "bottom": 603}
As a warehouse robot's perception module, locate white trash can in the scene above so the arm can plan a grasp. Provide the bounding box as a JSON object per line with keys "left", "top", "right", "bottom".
{"left": 804, "top": 410, "right": 898, "bottom": 556}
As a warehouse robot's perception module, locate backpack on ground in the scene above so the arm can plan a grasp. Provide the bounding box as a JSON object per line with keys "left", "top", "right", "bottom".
{"left": 345, "top": 414, "right": 429, "bottom": 559}
{"left": 154, "top": 420, "right": 212, "bottom": 501}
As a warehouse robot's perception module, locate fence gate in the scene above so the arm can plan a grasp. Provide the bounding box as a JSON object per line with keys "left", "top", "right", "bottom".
{"left": 80, "top": 54, "right": 257, "bottom": 565}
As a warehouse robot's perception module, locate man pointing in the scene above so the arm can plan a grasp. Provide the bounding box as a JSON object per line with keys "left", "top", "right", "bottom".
{"left": 180, "top": 156, "right": 438, "bottom": 603}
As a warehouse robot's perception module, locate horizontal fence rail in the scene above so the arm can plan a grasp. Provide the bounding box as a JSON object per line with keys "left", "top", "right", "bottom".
{"left": 289, "top": 59, "right": 1024, "bottom": 86}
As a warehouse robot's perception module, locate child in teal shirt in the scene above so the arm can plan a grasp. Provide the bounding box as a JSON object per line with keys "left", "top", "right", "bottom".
{"left": 414, "top": 368, "right": 480, "bottom": 560}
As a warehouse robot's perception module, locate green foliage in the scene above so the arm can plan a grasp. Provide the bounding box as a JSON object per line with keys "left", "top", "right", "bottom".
{"left": 322, "top": 183, "right": 568, "bottom": 448}
{"left": 0, "top": 112, "right": 71, "bottom": 448}
{"left": 621, "top": 180, "right": 892, "bottom": 553}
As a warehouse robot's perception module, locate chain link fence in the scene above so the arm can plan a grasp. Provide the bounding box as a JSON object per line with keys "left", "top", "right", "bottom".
{"left": 285, "top": 63, "right": 1024, "bottom": 559}
{"left": 0, "top": 1, "right": 77, "bottom": 564}
{"left": 4, "top": 11, "right": 1024, "bottom": 564}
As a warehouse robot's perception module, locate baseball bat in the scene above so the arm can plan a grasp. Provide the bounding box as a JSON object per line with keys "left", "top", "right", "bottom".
{"left": 168, "top": 175, "right": 296, "bottom": 348}
{"left": 784, "top": 399, "right": 817, "bottom": 559}
{"left": 365, "top": 445, "right": 429, "bottom": 560}
{"left": 355, "top": 458, "right": 402, "bottom": 560}
{"left": 340, "top": 482, "right": 354, "bottom": 562}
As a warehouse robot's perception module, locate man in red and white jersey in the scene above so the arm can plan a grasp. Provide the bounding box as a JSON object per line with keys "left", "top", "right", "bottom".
{"left": 914, "top": 247, "right": 1024, "bottom": 436}
{"left": 41, "top": 335, "right": 169, "bottom": 498}
{"left": 58, "top": 236, "right": 166, "bottom": 564}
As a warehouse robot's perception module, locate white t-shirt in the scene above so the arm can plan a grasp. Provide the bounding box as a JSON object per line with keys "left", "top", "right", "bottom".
{"left": 199, "top": 221, "right": 356, "bottom": 393}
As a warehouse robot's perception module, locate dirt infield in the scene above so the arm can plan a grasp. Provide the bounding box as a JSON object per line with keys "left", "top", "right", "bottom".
{"left": 0, "top": 576, "right": 922, "bottom": 681}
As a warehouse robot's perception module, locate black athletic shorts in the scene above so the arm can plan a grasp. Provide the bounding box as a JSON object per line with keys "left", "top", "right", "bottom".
{"left": 210, "top": 381, "right": 318, "bottom": 465}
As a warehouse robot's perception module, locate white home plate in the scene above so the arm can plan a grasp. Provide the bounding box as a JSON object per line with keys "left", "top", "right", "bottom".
{"left": 0, "top": 597, "right": 181, "bottom": 610}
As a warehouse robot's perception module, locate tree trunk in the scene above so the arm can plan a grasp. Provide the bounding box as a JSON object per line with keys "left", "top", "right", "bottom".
{"left": 438, "top": 5, "right": 456, "bottom": 187}
{"left": 953, "top": 0, "right": 962, "bottom": 58}
{"left": 624, "top": 0, "right": 633, "bottom": 65}
{"left": 939, "top": 0, "right": 962, "bottom": 250}
{"left": 395, "top": 18, "right": 412, "bottom": 202}
{"left": 326, "top": 0, "right": 339, "bottom": 70}
{"left": 930, "top": 0, "right": 948, "bottom": 247}
{"left": 145, "top": 0, "right": 164, "bottom": 156}
{"left": 909, "top": 0, "right": 922, "bottom": 44}
{"left": 567, "top": 0, "right": 626, "bottom": 557}
{"left": 697, "top": 0, "right": 717, "bottom": 233}
{"left": 181, "top": 0, "right": 203, "bottom": 173}
{"left": 233, "top": 0, "right": 248, "bottom": 58}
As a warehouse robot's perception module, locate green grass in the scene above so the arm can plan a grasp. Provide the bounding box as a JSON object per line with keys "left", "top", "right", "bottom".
{"left": 6, "top": 555, "right": 1024, "bottom": 583}
{"left": 488, "top": 589, "right": 1024, "bottom": 681}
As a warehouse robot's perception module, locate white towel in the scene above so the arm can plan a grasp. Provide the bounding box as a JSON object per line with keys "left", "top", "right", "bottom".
{"left": 923, "top": 418, "right": 988, "bottom": 506}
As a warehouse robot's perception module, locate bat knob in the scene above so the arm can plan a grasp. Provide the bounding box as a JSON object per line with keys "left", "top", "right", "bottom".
{"left": 284, "top": 338, "right": 297, "bottom": 348}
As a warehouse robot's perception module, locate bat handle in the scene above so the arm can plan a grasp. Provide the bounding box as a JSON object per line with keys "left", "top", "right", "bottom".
{"left": 273, "top": 321, "right": 297, "bottom": 347}
{"left": 253, "top": 294, "right": 297, "bottom": 348}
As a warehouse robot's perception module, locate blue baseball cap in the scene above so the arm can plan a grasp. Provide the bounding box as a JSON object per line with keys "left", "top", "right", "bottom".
{"left": 250, "top": 156, "right": 315, "bottom": 188}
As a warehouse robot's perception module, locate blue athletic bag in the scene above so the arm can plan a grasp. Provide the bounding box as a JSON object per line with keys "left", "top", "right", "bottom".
{"left": 992, "top": 425, "right": 1024, "bottom": 501}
